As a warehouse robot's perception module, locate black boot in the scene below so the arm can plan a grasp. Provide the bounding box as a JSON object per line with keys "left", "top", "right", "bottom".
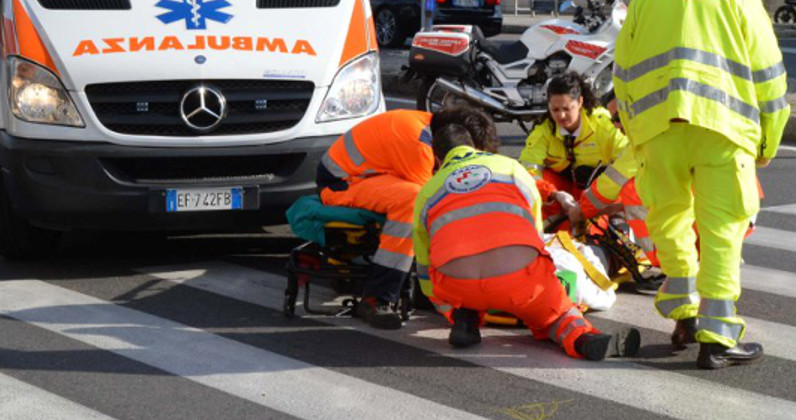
{"left": 356, "top": 297, "right": 402, "bottom": 330}
{"left": 449, "top": 308, "right": 481, "bottom": 347}
{"left": 671, "top": 318, "right": 697, "bottom": 349}
{"left": 697, "top": 342, "right": 764, "bottom": 370}
{"left": 575, "top": 328, "right": 641, "bottom": 361}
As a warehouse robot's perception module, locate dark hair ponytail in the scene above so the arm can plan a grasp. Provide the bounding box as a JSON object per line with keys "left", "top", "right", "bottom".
{"left": 543, "top": 71, "right": 601, "bottom": 131}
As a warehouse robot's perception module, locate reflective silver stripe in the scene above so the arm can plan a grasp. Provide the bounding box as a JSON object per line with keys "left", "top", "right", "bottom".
{"left": 614, "top": 47, "right": 753, "bottom": 83}
{"left": 660, "top": 276, "right": 696, "bottom": 295}
{"left": 429, "top": 202, "right": 534, "bottom": 236}
{"left": 343, "top": 131, "right": 365, "bottom": 166}
{"left": 624, "top": 205, "right": 647, "bottom": 221}
{"left": 421, "top": 188, "right": 449, "bottom": 230}
{"left": 523, "top": 162, "right": 545, "bottom": 172}
{"left": 699, "top": 298, "right": 736, "bottom": 318}
{"left": 556, "top": 318, "right": 587, "bottom": 344}
{"left": 492, "top": 173, "right": 537, "bottom": 210}
{"left": 637, "top": 236, "right": 655, "bottom": 253}
{"left": 656, "top": 293, "right": 699, "bottom": 317}
{"left": 584, "top": 189, "right": 608, "bottom": 210}
{"left": 321, "top": 152, "right": 347, "bottom": 178}
{"left": 698, "top": 317, "right": 743, "bottom": 341}
{"left": 753, "top": 61, "right": 786, "bottom": 83}
{"left": 372, "top": 249, "right": 413, "bottom": 272}
{"left": 631, "top": 78, "right": 759, "bottom": 124}
{"left": 548, "top": 307, "right": 581, "bottom": 341}
{"left": 603, "top": 166, "right": 628, "bottom": 187}
{"left": 416, "top": 264, "right": 429, "bottom": 280}
{"left": 759, "top": 94, "right": 789, "bottom": 114}
{"left": 434, "top": 302, "right": 453, "bottom": 315}
{"left": 382, "top": 220, "right": 414, "bottom": 238}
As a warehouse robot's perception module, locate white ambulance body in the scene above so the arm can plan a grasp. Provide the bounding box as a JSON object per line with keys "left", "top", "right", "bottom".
{"left": 0, "top": 0, "right": 384, "bottom": 258}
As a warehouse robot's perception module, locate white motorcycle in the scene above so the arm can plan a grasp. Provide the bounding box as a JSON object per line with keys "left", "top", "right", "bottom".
{"left": 406, "top": 0, "right": 626, "bottom": 131}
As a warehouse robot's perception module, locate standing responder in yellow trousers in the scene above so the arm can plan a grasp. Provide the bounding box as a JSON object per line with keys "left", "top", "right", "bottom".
{"left": 613, "top": 0, "right": 789, "bottom": 369}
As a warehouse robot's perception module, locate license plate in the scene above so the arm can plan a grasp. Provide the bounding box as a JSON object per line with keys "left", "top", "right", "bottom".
{"left": 166, "top": 188, "right": 243, "bottom": 212}
{"left": 453, "top": 0, "right": 479, "bottom": 7}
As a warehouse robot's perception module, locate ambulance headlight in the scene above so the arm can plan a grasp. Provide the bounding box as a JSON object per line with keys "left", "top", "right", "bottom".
{"left": 317, "top": 52, "right": 381, "bottom": 122}
{"left": 9, "top": 57, "right": 84, "bottom": 127}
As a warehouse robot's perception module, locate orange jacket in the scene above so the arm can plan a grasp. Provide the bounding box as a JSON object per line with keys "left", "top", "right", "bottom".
{"left": 319, "top": 110, "right": 434, "bottom": 188}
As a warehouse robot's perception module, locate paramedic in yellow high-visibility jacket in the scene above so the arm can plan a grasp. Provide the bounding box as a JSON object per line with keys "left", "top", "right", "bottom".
{"left": 614, "top": 0, "right": 789, "bottom": 369}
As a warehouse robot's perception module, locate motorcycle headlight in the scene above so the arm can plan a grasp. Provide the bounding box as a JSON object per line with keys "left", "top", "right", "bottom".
{"left": 316, "top": 52, "right": 381, "bottom": 123}
{"left": 8, "top": 57, "right": 84, "bottom": 127}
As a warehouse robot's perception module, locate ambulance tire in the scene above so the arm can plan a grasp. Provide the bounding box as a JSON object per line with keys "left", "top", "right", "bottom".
{"left": 0, "top": 182, "right": 61, "bottom": 260}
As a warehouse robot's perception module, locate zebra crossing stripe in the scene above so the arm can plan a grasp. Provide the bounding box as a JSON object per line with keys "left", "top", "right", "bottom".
{"left": 762, "top": 203, "right": 796, "bottom": 215}
{"left": 0, "top": 372, "right": 118, "bottom": 420}
{"left": 745, "top": 226, "right": 796, "bottom": 253}
{"left": 742, "top": 265, "right": 796, "bottom": 299}
{"left": 0, "top": 280, "right": 488, "bottom": 420}
{"left": 136, "top": 261, "right": 796, "bottom": 420}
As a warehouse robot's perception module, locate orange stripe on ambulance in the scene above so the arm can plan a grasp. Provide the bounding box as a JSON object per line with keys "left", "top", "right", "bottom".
{"left": 73, "top": 36, "right": 317, "bottom": 57}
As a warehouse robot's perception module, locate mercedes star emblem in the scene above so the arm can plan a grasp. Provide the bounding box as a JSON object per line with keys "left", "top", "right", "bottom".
{"left": 180, "top": 85, "right": 227, "bottom": 132}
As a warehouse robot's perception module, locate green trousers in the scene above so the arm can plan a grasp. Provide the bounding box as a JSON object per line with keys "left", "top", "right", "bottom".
{"left": 636, "top": 124, "right": 759, "bottom": 348}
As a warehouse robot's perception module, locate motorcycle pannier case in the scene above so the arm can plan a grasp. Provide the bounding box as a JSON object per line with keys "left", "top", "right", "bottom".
{"left": 409, "top": 30, "right": 473, "bottom": 77}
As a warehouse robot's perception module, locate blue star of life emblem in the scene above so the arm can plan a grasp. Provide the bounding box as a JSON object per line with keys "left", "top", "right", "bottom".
{"left": 156, "top": 0, "right": 233, "bottom": 30}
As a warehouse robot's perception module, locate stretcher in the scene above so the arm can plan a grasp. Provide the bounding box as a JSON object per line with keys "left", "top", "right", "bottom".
{"left": 283, "top": 196, "right": 416, "bottom": 319}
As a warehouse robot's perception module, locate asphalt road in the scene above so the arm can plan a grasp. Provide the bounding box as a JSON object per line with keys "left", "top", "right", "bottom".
{"left": 1, "top": 96, "right": 794, "bottom": 420}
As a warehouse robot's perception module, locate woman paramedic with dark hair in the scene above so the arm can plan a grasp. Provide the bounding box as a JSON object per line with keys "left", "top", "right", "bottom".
{"left": 518, "top": 71, "right": 659, "bottom": 267}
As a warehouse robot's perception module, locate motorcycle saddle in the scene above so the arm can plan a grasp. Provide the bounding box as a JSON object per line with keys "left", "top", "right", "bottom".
{"left": 470, "top": 26, "right": 529, "bottom": 65}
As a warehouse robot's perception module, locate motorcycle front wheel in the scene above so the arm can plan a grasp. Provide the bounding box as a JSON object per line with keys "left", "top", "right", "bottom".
{"left": 416, "top": 78, "right": 475, "bottom": 113}
{"left": 775, "top": 6, "right": 796, "bottom": 24}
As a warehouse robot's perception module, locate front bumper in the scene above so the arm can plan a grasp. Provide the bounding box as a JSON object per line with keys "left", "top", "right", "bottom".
{"left": 0, "top": 132, "right": 335, "bottom": 231}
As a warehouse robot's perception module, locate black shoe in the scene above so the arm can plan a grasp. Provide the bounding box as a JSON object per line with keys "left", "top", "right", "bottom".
{"left": 356, "top": 297, "right": 402, "bottom": 330}
{"left": 449, "top": 308, "right": 481, "bottom": 347}
{"left": 697, "top": 342, "right": 764, "bottom": 370}
{"left": 671, "top": 318, "right": 697, "bottom": 350}
{"left": 575, "top": 328, "right": 641, "bottom": 361}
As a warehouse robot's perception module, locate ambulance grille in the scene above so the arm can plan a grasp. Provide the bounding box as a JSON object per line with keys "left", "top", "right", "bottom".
{"left": 38, "top": 0, "right": 131, "bottom": 9}
{"left": 257, "top": 0, "right": 340, "bottom": 8}
{"left": 85, "top": 80, "right": 314, "bottom": 137}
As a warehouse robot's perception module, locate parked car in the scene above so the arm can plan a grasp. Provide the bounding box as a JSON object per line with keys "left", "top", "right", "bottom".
{"left": 370, "top": 0, "right": 503, "bottom": 47}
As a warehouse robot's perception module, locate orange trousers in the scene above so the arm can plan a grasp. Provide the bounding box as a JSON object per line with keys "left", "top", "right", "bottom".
{"left": 431, "top": 255, "right": 598, "bottom": 358}
{"left": 542, "top": 169, "right": 660, "bottom": 267}
{"left": 321, "top": 174, "right": 419, "bottom": 301}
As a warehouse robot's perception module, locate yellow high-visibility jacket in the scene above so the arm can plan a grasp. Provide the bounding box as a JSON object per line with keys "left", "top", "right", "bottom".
{"left": 519, "top": 107, "right": 635, "bottom": 202}
{"left": 613, "top": 0, "right": 789, "bottom": 159}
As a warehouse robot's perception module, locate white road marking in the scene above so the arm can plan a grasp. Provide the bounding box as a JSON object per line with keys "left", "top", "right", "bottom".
{"left": 0, "top": 280, "right": 488, "bottom": 420}
{"left": 761, "top": 203, "right": 796, "bottom": 215}
{"left": 0, "top": 372, "right": 119, "bottom": 420}
{"left": 745, "top": 226, "right": 796, "bottom": 253}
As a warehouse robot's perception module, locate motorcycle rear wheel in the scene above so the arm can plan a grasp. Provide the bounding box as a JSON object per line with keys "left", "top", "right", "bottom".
{"left": 775, "top": 6, "right": 796, "bottom": 24}
{"left": 416, "top": 78, "right": 476, "bottom": 113}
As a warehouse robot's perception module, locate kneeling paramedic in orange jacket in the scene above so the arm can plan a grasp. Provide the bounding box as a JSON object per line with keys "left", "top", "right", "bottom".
{"left": 412, "top": 123, "right": 641, "bottom": 360}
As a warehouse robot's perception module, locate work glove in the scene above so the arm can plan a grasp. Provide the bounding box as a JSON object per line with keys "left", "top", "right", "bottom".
{"left": 552, "top": 191, "right": 578, "bottom": 213}
{"left": 756, "top": 157, "right": 772, "bottom": 168}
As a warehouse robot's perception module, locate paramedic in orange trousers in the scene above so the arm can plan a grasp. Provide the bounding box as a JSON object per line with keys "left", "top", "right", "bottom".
{"left": 413, "top": 122, "right": 641, "bottom": 360}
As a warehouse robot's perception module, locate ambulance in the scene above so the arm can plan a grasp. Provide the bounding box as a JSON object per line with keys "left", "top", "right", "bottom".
{"left": 0, "top": 0, "right": 383, "bottom": 258}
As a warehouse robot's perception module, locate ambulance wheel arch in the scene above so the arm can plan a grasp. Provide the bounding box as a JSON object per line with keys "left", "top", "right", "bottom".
{"left": 0, "top": 177, "right": 60, "bottom": 260}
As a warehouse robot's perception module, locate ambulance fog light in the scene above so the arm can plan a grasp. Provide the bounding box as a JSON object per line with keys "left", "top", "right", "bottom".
{"left": 9, "top": 57, "right": 84, "bottom": 127}
{"left": 317, "top": 52, "right": 381, "bottom": 122}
